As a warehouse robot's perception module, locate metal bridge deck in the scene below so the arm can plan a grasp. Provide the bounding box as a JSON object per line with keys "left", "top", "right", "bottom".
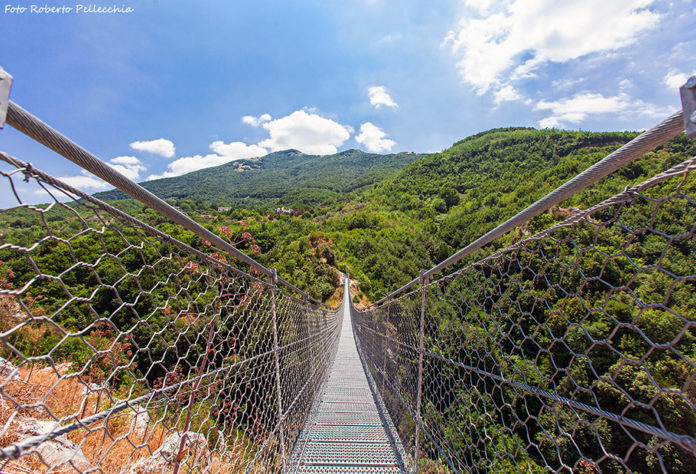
{"left": 289, "top": 279, "right": 406, "bottom": 473}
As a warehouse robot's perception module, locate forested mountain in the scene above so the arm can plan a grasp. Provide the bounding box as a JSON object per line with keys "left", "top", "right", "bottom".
{"left": 5, "top": 125, "right": 695, "bottom": 325}
{"left": 2, "top": 127, "right": 695, "bottom": 472}
{"left": 94, "top": 149, "right": 424, "bottom": 208}
{"left": 315, "top": 128, "right": 696, "bottom": 298}
{"left": 88, "top": 127, "right": 696, "bottom": 302}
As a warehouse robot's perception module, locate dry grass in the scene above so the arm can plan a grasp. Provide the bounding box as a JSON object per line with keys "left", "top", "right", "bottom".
{"left": 0, "top": 364, "right": 169, "bottom": 472}
{"left": 0, "top": 453, "right": 77, "bottom": 474}
{"left": 0, "top": 363, "right": 267, "bottom": 472}
{"left": 325, "top": 283, "right": 344, "bottom": 308}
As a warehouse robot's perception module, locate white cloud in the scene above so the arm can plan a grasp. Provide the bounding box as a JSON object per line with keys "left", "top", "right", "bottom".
{"left": 144, "top": 109, "right": 357, "bottom": 181}
{"left": 209, "top": 141, "right": 267, "bottom": 158}
{"left": 53, "top": 154, "right": 148, "bottom": 191}
{"left": 551, "top": 77, "right": 587, "bottom": 92}
{"left": 538, "top": 116, "right": 562, "bottom": 129}
{"left": 54, "top": 155, "right": 147, "bottom": 191}
{"left": 108, "top": 156, "right": 146, "bottom": 181}
{"left": 535, "top": 91, "right": 668, "bottom": 128}
{"left": 258, "top": 110, "right": 351, "bottom": 155}
{"left": 110, "top": 156, "right": 142, "bottom": 166}
{"left": 618, "top": 78, "right": 633, "bottom": 90}
{"left": 148, "top": 154, "right": 241, "bottom": 180}
{"left": 146, "top": 109, "right": 353, "bottom": 180}
{"left": 465, "top": 0, "right": 495, "bottom": 14}
{"left": 355, "top": 122, "right": 396, "bottom": 152}
{"left": 493, "top": 85, "right": 523, "bottom": 104}
{"left": 368, "top": 86, "right": 398, "bottom": 108}
{"left": 148, "top": 141, "right": 267, "bottom": 180}
{"left": 242, "top": 113, "right": 272, "bottom": 127}
{"left": 664, "top": 70, "right": 689, "bottom": 89}
{"left": 129, "top": 138, "right": 175, "bottom": 158}
{"left": 58, "top": 171, "right": 111, "bottom": 191}
{"left": 443, "top": 0, "right": 660, "bottom": 93}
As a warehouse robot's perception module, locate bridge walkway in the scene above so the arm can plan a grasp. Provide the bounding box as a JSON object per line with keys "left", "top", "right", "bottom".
{"left": 289, "top": 279, "right": 407, "bottom": 473}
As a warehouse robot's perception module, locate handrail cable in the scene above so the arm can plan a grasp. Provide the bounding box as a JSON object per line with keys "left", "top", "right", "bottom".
{"left": 352, "top": 152, "right": 696, "bottom": 472}
{"left": 0, "top": 149, "right": 344, "bottom": 471}
{"left": 372, "top": 109, "right": 685, "bottom": 306}
{"left": 4, "top": 101, "right": 319, "bottom": 304}
{"left": 0, "top": 151, "right": 264, "bottom": 287}
{"left": 0, "top": 148, "right": 329, "bottom": 311}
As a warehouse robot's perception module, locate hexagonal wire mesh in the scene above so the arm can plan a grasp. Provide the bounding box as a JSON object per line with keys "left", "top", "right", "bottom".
{"left": 0, "top": 152, "right": 342, "bottom": 473}
{"left": 352, "top": 156, "right": 696, "bottom": 473}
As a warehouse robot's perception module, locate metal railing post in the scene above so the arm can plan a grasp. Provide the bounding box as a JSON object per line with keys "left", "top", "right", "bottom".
{"left": 173, "top": 305, "right": 218, "bottom": 474}
{"left": 305, "top": 292, "right": 316, "bottom": 373}
{"left": 268, "top": 269, "right": 286, "bottom": 468}
{"left": 414, "top": 271, "right": 428, "bottom": 473}
{"left": 680, "top": 75, "right": 696, "bottom": 138}
{"left": 0, "top": 66, "right": 12, "bottom": 128}
{"left": 381, "top": 297, "right": 390, "bottom": 396}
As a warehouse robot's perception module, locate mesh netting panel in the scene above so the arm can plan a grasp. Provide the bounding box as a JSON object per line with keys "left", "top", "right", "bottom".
{"left": 0, "top": 154, "right": 341, "bottom": 473}
{"left": 353, "top": 157, "right": 696, "bottom": 473}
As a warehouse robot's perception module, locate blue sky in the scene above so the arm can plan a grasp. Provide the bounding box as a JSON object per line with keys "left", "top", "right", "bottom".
{"left": 1, "top": 0, "right": 695, "bottom": 201}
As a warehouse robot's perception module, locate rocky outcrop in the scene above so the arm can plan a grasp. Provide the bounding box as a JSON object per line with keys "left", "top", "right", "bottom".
{"left": 127, "top": 431, "right": 209, "bottom": 473}
{"left": 0, "top": 357, "right": 19, "bottom": 380}
{"left": 13, "top": 418, "right": 91, "bottom": 470}
{"left": 129, "top": 408, "right": 149, "bottom": 439}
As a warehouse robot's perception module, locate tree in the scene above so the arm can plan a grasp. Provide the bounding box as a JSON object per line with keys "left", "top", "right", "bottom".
{"left": 438, "top": 186, "right": 459, "bottom": 209}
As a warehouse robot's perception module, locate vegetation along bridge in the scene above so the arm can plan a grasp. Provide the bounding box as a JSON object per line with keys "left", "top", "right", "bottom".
{"left": 0, "top": 67, "right": 695, "bottom": 473}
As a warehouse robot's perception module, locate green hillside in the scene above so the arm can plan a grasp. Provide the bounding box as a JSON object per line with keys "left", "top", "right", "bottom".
{"left": 5, "top": 127, "right": 696, "bottom": 307}
{"left": 94, "top": 149, "right": 424, "bottom": 208}
{"left": 83, "top": 127, "right": 696, "bottom": 301}
{"left": 314, "top": 128, "right": 696, "bottom": 297}
{"left": 2, "top": 127, "right": 694, "bottom": 473}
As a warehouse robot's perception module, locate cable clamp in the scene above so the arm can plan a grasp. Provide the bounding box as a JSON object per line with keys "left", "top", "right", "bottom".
{"left": 623, "top": 184, "right": 638, "bottom": 197}
{"left": 23, "top": 163, "right": 34, "bottom": 182}
{"left": 419, "top": 269, "right": 428, "bottom": 286}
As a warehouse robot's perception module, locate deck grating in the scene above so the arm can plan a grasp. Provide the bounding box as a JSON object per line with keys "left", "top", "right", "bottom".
{"left": 288, "top": 279, "right": 406, "bottom": 473}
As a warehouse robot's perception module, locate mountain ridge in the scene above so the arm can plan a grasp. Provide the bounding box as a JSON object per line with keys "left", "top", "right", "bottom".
{"left": 94, "top": 149, "right": 425, "bottom": 208}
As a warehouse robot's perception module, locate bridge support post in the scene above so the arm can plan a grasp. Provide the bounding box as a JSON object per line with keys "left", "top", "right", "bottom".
{"left": 269, "top": 269, "right": 286, "bottom": 469}
{"left": 414, "top": 270, "right": 428, "bottom": 473}
{"left": 381, "top": 297, "right": 390, "bottom": 396}
{"left": 680, "top": 75, "right": 696, "bottom": 138}
{"left": 0, "top": 66, "right": 12, "bottom": 129}
{"left": 304, "top": 291, "right": 316, "bottom": 376}
{"left": 173, "top": 307, "right": 218, "bottom": 474}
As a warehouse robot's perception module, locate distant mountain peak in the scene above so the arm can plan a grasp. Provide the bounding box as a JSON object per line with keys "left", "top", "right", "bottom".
{"left": 274, "top": 149, "right": 305, "bottom": 157}
{"left": 94, "top": 148, "right": 424, "bottom": 207}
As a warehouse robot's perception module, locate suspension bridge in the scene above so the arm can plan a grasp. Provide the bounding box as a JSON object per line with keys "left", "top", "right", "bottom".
{"left": 0, "top": 66, "right": 695, "bottom": 473}
{"left": 289, "top": 277, "right": 406, "bottom": 472}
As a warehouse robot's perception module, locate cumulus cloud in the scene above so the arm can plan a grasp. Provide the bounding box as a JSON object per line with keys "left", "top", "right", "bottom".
{"left": 355, "top": 122, "right": 396, "bottom": 152}
{"left": 59, "top": 173, "right": 111, "bottom": 191}
{"left": 108, "top": 156, "right": 146, "bottom": 181}
{"left": 664, "top": 70, "right": 689, "bottom": 89}
{"left": 535, "top": 91, "right": 667, "bottom": 128}
{"left": 209, "top": 141, "right": 267, "bottom": 158}
{"left": 443, "top": 0, "right": 660, "bottom": 93}
{"left": 618, "top": 78, "right": 633, "bottom": 91}
{"left": 493, "top": 85, "right": 523, "bottom": 104}
{"left": 129, "top": 138, "right": 175, "bottom": 158}
{"left": 146, "top": 109, "right": 354, "bottom": 180}
{"left": 368, "top": 86, "right": 398, "bottom": 108}
{"left": 148, "top": 141, "right": 267, "bottom": 180}
{"left": 54, "top": 155, "right": 147, "bottom": 191}
{"left": 242, "top": 113, "right": 272, "bottom": 127}
{"left": 258, "top": 110, "right": 352, "bottom": 155}
{"left": 465, "top": 0, "right": 495, "bottom": 13}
